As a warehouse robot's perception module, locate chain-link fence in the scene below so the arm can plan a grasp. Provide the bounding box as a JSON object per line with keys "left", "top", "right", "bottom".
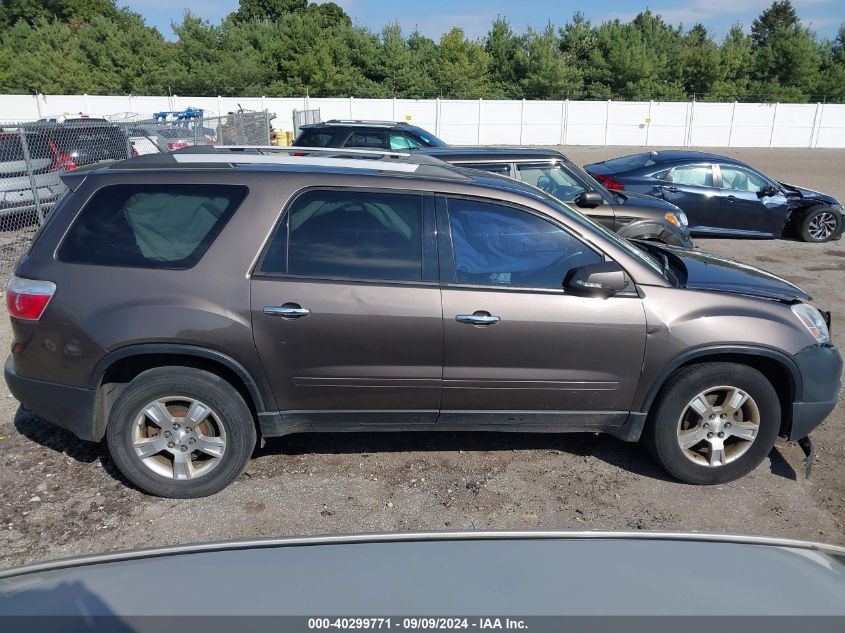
{"left": 293, "top": 108, "right": 321, "bottom": 136}
{"left": 0, "top": 109, "right": 274, "bottom": 282}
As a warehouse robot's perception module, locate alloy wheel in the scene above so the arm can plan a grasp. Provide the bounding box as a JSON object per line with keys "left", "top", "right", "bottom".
{"left": 676, "top": 386, "right": 760, "bottom": 467}
{"left": 808, "top": 211, "right": 837, "bottom": 240}
{"left": 131, "top": 397, "right": 227, "bottom": 480}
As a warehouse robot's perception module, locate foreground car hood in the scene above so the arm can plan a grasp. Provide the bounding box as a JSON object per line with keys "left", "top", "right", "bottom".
{"left": 1, "top": 531, "right": 844, "bottom": 617}
{"left": 667, "top": 247, "right": 811, "bottom": 302}
{"left": 779, "top": 182, "right": 840, "bottom": 206}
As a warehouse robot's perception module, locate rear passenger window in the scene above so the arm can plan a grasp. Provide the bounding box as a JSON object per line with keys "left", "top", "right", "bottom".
{"left": 59, "top": 184, "right": 246, "bottom": 268}
{"left": 296, "top": 130, "right": 335, "bottom": 147}
{"left": 259, "top": 190, "right": 424, "bottom": 282}
{"left": 346, "top": 132, "right": 386, "bottom": 148}
{"left": 669, "top": 165, "right": 713, "bottom": 187}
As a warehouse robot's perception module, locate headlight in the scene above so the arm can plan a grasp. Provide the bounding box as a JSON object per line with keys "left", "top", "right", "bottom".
{"left": 792, "top": 303, "right": 830, "bottom": 344}
{"left": 664, "top": 212, "right": 688, "bottom": 228}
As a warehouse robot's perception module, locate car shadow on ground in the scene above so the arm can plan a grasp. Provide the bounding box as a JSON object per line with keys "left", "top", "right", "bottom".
{"left": 13, "top": 407, "right": 103, "bottom": 464}
{"left": 14, "top": 406, "right": 799, "bottom": 487}
{"left": 260, "top": 430, "right": 677, "bottom": 482}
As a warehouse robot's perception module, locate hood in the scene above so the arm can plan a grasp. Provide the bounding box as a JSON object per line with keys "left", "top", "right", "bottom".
{"left": 664, "top": 246, "right": 811, "bottom": 302}
{"left": 779, "top": 182, "right": 840, "bottom": 206}
{"left": 616, "top": 190, "right": 680, "bottom": 213}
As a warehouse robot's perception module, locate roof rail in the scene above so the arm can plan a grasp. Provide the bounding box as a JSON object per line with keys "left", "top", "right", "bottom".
{"left": 174, "top": 145, "right": 449, "bottom": 167}
{"left": 178, "top": 145, "right": 411, "bottom": 158}
{"left": 323, "top": 119, "right": 409, "bottom": 126}
{"left": 169, "top": 151, "right": 429, "bottom": 173}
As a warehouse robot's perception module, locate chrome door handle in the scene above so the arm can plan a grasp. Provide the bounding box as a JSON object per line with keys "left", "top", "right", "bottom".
{"left": 726, "top": 195, "right": 737, "bottom": 202}
{"left": 663, "top": 186, "right": 679, "bottom": 193}
{"left": 455, "top": 313, "right": 501, "bottom": 326}
{"left": 264, "top": 304, "right": 311, "bottom": 318}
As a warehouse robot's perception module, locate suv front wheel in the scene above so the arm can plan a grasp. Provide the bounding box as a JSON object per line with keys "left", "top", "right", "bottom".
{"left": 106, "top": 367, "right": 257, "bottom": 498}
{"left": 643, "top": 362, "right": 780, "bottom": 484}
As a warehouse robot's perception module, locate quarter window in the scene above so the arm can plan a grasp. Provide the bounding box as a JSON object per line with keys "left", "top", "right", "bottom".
{"left": 58, "top": 184, "right": 246, "bottom": 269}
{"left": 261, "top": 190, "right": 424, "bottom": 282}
{"left": 446, "top": 198, "right": 601, "bottom": 290}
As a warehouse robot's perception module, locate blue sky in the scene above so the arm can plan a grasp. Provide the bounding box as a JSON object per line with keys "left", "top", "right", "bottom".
{"left": 127, "top": 0, "right": 845, "bottom": 41}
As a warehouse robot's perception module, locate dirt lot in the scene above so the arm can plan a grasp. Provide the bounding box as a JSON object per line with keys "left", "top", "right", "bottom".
{"left": 1, "top": 146, "right": 843, "bottom": 569}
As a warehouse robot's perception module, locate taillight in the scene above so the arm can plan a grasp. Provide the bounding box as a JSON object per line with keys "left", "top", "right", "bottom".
{"left": 6, "top": 276, "right": 56, "bottom": 321}
{"left": 594, "top": 173, "right": 625, "bottom": 190}
{"left": 168, "top": 141, "right": 189, "bottom": 151}
{"left": 47, "top": 139, "right": 77, "bottom": 171}
{"left": 131, "top": 149, "right": 139, "bottom": 158}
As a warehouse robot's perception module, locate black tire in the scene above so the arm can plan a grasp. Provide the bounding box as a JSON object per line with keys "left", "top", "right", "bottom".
{"left": 799, "top": 205, "right": 842, "bottom": 243}
{"left": 106, "top": 367, "right": 257, "bottom": 498}
{"left": 642, "top": 362, "right": 780, "bottom": 485}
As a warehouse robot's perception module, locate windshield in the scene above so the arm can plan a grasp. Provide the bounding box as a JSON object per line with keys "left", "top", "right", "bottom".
{"left": 515, "top": 163, "right": 587, "bottom": 202}
{"left": 413, "top": 129, "right": 448, "bottom": 147}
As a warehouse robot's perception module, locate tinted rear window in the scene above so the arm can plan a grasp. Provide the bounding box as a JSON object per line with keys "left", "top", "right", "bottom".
{"left": 601, "top": 152, "right": 657, "bottom": 173}
{"left": 50, "top": 125, "right": 126, "bottom": 153}
{"left": 59, "top": 184, "right": 247, "bottom": 269}
{"left": 295, "top": 129, "right": 338, "bottom": 147}
{"left": 0, "top": 133, "right": 53, "bottom": 161}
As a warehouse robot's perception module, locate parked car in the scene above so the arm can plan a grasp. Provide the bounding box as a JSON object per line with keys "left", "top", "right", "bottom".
{"left": 418, "top": 147, "right": 692, "bottom": 248}
{"left": 28, "top": 120, "right": 131, "bottom": 169}
{"left": 585, "top": 150, "right": 844, "bottom": 242}
{"left": 295, "top": 119, "right": 448, "bottom": 150}
{"left": 2, "top": 531, "right": 844, "bottom": 622}
{"left": 0, "top": 129, "right": 64, "bottom": 219}
{"left": 126, "top": 124, "right": 213, "bottom": 154}
{"left": 5, "top": 148, "right": 840, "bottom": 497}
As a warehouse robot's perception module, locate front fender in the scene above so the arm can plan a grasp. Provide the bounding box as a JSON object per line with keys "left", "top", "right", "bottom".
{"left": 617, "top": 220, "right": 693, "bottom": 248}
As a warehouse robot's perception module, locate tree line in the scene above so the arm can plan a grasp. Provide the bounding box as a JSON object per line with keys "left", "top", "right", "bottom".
{"left": 1, "top": 0, "right": 844, "bottom": 103}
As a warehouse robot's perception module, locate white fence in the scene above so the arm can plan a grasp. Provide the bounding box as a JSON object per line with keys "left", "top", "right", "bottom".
{"left": 2, "top": 94, "right": 844, "bottom": 148}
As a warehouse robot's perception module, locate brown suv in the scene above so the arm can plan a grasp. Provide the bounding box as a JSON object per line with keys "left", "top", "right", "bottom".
{"left": 5, "top": 148, "right": 842, "bottom": 497}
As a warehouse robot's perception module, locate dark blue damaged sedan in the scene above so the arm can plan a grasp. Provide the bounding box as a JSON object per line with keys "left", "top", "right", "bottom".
{"left": 585, "top": 150, "right": 843, "bottom": 243}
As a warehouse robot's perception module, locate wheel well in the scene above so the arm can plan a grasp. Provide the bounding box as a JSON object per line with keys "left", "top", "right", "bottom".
{"left": 673, "top": 354, "right": 795, "bottom": 436}
{"left": 97, "top": 353, "right": 260, "bottom": 432}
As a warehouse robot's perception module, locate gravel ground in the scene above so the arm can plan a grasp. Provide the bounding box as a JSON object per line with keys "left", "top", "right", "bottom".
{"left": 1, "top": 147, "right": 844, "bottom": 569}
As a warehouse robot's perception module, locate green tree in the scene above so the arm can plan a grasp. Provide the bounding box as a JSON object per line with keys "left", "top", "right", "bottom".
{"left": 0, "top": 0, "right": 119, "bottom": 29}
{"left": 231, "top": 0, "right": 307, "bottom": 22}
{"left": 432, "top": 28, "right": 493, "bottom": 98}
{"left": 751, "top": 0, "right": 799, "bottom": 48}
{"left": 817, "top": 25, "right": 845, "bottom": 101}
{"left": 377, "top": 24, "right": 437, "bottom": 97}
{"left": 515, "top": 25, "right": 581, "bottom": 99}
{"left": 752, "top": 23, "right": 821, "bottom": 101}
{"left": 485, "top": 18, "right": 522, "bottom": 98}
{"left": 680, "top": 24, "right": 721, "bottom": 97}
{"left": 708, "top": 25, "right": 754, "bottom": 101}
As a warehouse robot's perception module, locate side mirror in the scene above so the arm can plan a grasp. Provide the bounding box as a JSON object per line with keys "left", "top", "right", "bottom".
{"left": 575, "top": 190, "right": 604, "bottom": 208}
{"left": 758, "top": 185, "right": 779, "bottom": 198}
{"left": 564, "top": 261, "right": 628, "bottom": 296}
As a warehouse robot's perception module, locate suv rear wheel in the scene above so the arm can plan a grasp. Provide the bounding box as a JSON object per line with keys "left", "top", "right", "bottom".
{"left": 643, "top": 362, "right": 780, "bottom": 484}
{"left": 106, "top": 367, "right": 257, "bottom": 498}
